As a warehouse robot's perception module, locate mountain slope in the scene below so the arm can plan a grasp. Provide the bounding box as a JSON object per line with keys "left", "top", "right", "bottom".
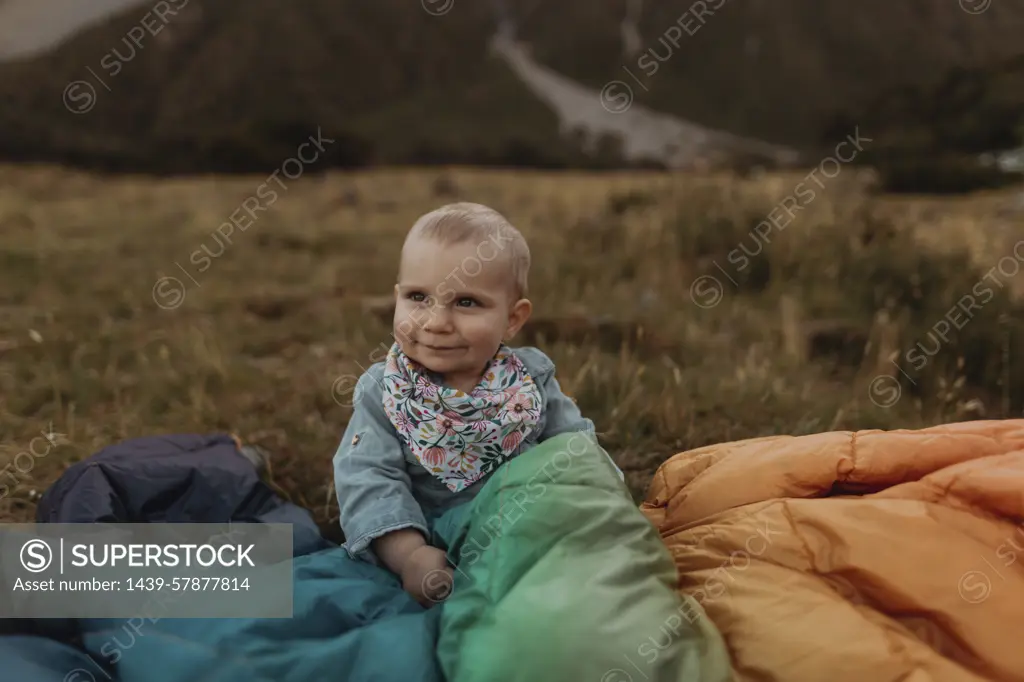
{"left": 0, "top": 0, "right": 595, "bottom": 171}
{"left": 0, "top": 0, "right": 1022, "bottom": 174}
{"left": 0, "top": 0, "right": 154, "bottom": 60}
{"left": 512, "top": 0, "right": 1024, "bottom": 148}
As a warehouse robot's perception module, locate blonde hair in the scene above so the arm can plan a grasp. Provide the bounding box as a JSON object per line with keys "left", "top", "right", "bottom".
{"left": 405, "top": 202, "right": 531, "bottom": 299}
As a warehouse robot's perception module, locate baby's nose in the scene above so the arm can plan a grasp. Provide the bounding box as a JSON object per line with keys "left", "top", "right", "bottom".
{"left": 422, "top": 305, "right": 453, "bottom": 330}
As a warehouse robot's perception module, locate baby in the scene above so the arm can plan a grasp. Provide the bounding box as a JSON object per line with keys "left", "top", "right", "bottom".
{"left": 333, "top": 202, "right": 607, "bottom": 606}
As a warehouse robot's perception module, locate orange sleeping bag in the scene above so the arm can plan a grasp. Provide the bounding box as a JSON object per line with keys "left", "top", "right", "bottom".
{"left": 641, "top": 419, "right": 1024, "bottom": 682}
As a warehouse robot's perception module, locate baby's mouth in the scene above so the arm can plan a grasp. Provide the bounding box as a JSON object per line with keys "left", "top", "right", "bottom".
{"left": 422, "top": 343, "right": 465, "bottom": 353}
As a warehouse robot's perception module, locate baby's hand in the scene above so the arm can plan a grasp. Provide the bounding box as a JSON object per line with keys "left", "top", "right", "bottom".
{"left": 401, "top": 545, "right": 454, "bottom": 606}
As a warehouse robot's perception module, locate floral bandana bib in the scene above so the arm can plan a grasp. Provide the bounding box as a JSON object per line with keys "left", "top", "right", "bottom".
{"left": 381, "top": 342, "right": 542, "bottom": 493}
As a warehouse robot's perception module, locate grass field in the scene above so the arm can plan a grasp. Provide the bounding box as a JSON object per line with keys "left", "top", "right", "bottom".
{"left": 1, "top": 163, "right": 1021, "bottom": 541}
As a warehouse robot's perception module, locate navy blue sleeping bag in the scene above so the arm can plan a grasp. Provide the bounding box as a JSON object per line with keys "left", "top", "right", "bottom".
{"left": 0, "top": 433, "right": 452, "bottom": 682}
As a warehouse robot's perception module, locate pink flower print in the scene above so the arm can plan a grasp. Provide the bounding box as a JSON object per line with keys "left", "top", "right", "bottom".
{"left": 393, "top": 412, "right": 413, "bottom": 433}
{"left": 501, "top": 429, "right": 523, "bottom": 451}
{"left": 506, "top": 393, "right": 535, "bottom": 422}
{"left": 447, "top": 451, "right": 479, "bottom": 473}
{"left": 438, "top": 416, "right": 458, "bottom": 436}
{"left": 470, "top": 420, "right": 491, "bottom": 432}
{"left": 421, "top": 446, "right": 446, "bottom": 468}
{"left": 415, "top": 375, "right": 438, "bottom": 399}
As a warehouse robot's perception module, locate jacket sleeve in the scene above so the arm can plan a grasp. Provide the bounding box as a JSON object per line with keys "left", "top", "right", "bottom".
{"left": 536, "top": 359, "right": 625, "bottom": 482}
{"left": 539, "top": 371, "right": 596, "bottom": 441}
{"left": 333, "top": 370, "right": 429, "bottom": 563}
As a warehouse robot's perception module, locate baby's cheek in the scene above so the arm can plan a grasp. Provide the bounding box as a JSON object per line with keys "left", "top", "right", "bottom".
{"left": 464, "top": 316, "right": 505, "bottom": 344}
{"left": 394, "top": 304, "right": 424, "bottom": 335}
{"left": 395, "top": 318, "right": 416, "bottom": 338}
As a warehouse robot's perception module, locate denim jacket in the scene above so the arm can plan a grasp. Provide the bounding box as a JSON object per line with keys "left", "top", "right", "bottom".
{"left": 333, "top": 346, "right": 617, "bottom": 562}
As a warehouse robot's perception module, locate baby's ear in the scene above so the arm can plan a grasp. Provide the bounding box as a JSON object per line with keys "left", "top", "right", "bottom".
{"left": 505, "top": 298, "right": 532, "bottom": 339}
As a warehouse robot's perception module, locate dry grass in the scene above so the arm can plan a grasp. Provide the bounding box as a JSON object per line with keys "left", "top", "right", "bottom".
{"left": 1, "top": 164, "right": 1021, "bottom": 541}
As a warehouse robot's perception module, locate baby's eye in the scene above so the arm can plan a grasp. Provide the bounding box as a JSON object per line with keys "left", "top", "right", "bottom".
{"left": 408, "top": 292, "right": 426, "bottom": 302}
{"left": 455, "top": 297, "right": 478, "bottom": 308}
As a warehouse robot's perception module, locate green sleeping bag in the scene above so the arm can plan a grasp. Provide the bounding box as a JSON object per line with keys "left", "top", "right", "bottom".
{"left": 434, "top": 432, "right": 732, "bottom": 682}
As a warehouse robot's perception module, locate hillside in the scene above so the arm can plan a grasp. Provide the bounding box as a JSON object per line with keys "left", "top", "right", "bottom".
{"left": 0, "top": 0, "right": 1023, "bottom": 173}
{"left": 512, "top": 0, "right": 1024, "bottom": 148}
{"left": 827, "top": 52, "right": 1024, "bottom": 192}
{"left": 0, "top": 0, "right": 588, "bottom": 171}
{"left": 0, "top": 0, "right": 154, "bottom": 60}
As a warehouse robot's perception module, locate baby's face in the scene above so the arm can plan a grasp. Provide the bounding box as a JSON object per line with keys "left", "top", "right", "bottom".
{"left": 393, "top": 234, "right": 522, "bottom": 387}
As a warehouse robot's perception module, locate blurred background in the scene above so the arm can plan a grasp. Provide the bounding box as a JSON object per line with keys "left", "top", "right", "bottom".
{"left": 0, "top": 0, "right": 1022, "bottom": 539}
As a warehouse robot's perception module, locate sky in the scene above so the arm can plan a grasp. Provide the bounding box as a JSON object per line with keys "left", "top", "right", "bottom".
{"left": 0, "top": 0, "right": 151, "bottom": 61}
